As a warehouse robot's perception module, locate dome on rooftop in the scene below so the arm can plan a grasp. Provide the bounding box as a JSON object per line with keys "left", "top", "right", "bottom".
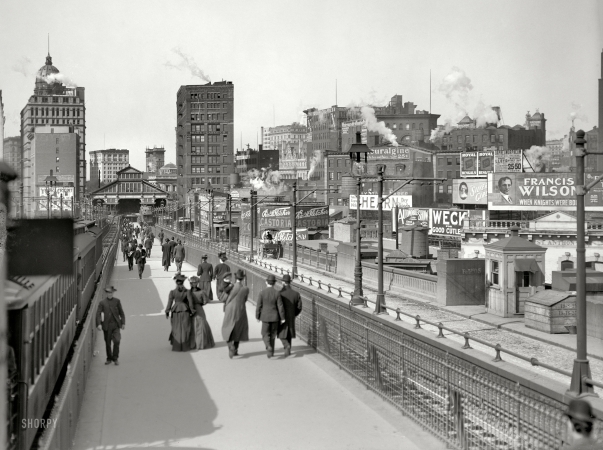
{"left": 161, "top": 163, "right": 176, "bottom": 169}
{"left": 36, "top": 55, "right": 59, "bottom": 84}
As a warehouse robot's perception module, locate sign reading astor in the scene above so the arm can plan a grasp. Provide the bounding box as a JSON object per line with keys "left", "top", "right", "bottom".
{"left": 259, "top": 205, "right": 328, "bottom": 230}
{"left": 488, "top": 173, "right": 603, "bottom": 211}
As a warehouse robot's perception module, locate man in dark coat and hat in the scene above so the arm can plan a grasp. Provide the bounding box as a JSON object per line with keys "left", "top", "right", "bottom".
{"left": 214, "top": 252, "right": 231, "bottom": 299}
{"left": 96, "top": 286, "right": 126, "bottom": 365}
{"left": 221, "top": 270, "right": 249, "bottom": 358}
{"left": 144, "top": 234, "right": 153, "bottom": 258}
{"left": 197, "top": 254, "right": 214, "bottom": 301}
{"left": 564, "top": 398, "right": 598, "bottom": 449}
{"left": 277, "top": 274, "right": 302, "bottom": 357}
{"left": 168, "top": 237, "right": 178, "bottom": 263}
{"left": 162, "top": 238, "right": 172, "bottom": 271}
{"left": 173, "top": 239, "right": 186, "bottom": 273}
{"left": 256, "top": 274, "right": 285, "bottom": 358}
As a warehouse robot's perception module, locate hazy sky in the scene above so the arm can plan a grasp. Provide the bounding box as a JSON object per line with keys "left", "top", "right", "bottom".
{"left": 1, "top": 0, "right": 601, "bottom": 175}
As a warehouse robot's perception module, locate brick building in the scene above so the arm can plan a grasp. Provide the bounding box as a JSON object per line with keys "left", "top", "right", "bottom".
{"left": 176, "top": 81, "right": 234, "bottom": 202}
{"left": 145, "top": 146, "right": 165, "bottom": 173}
{"left": 89, "top": 149, "right": 130, "bottom": 185}
{"left": 235, "top": 145, "right": 279, "bottom": 174}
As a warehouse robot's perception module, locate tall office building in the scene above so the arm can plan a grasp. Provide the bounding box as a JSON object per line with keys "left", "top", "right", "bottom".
{"left": 89, "top": 149, "right": 130, "bottom": 185}
{"left": 145, "top": 146, "right": 165, "bottom": 173}
{"left": 21, "top": 53, "right": 86, "bottom": 207}
{"left": 175, "top": 82, "right": 234, "bottom": 202}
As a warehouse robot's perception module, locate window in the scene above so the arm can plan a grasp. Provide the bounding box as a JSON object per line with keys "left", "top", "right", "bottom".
{"left": 438, "top": 185, "right": 444, "bottom": 193}
{"left": 419, "top": 123, "right": 423, "bottom": 129}
{"left": 447, "top": 157, "right": 452, "bottom": 165}
{"left": 329, "top": 172, "right": 334, "bottom": 180}
{"left": 446, "top": 170, "right": 452, "bottom": 178}
{"left": 491, "top": 261, "right": 499, "bottom": 285}
{"left": 337, "top": 172, "right": 341, "bottom": 180}
{"left": 472, "top": 135, "right": 477, "bottom": 143}
{"left": 491, "top": 135, "right": 496, "bottom": 143}
{"left": 465, "top": 135, "right": 471, "bottom": 143}
{"left": 457, "top": 136, "right": 462, "bottom": 143}
{"left": 191, "top": 156, "right": 201, "bottom": 164}
{"left": 56, "top": 157, "right": 60, "bottom": 162}
{"left": 498, "top": 134, "right": 504, "bottom": 143}
{"left": 437, "top": 170, "right": 443, "bottom": 178}
{"left": 455, "top": 171, "right": 460, "bottom": 178}
{"left": 482, "top": 135, "right": 488, "bottom": 143}
{"left": 412, "top": 123, "right": 416, "bottom": 130}
{"left": 405, "top": 124, "right": 410, "bottom": 130}
{"left": 329, "top": 197, "right": 334, "bottom": 206}
{"left": 447, "top": 185, "right": 452, "bottom": 194}
{"left": 456, "top": 157, "right": 460, "bottom": 165}
{"left": 438, "top": 157, "right": 444, "bottom": 166}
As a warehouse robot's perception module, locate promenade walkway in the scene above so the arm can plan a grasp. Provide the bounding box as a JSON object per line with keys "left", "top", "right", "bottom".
{"left": 72, "top": 240, "right": 445, "bottom": 450}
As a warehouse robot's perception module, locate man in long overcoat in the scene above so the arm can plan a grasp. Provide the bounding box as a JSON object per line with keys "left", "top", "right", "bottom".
{"left": 162, "top": 238, "right": 172, "bottom": 271}
{"left": 197, "top": 254, "right": 214, "bottom": 300}
{"left": 158, "top": 230, "right": 164, "bottom": 245}
{"left": 214, "top": 252, "right": 231, "bottom": 299}
{"left": 168, "top": 237, "right": 178, "bottom": 263}
{"left": 221, "top": 270, "right": 249, "bottom": 358}
{"left": 277, "top": 274, "right": 302, "bottom": 357}
{"left": 96, "top": 286, "right": 126, "bottom": 365}
{"left": 172, "top": 239, "right": 186, "bottom": 273}
{"left": 256, "top": 274, "right": 285, "bottom": 358}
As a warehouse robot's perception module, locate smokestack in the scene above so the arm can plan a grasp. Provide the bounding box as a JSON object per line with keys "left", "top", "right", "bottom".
{"left": 356, "top": 131, "right": 361, "bottom": 144}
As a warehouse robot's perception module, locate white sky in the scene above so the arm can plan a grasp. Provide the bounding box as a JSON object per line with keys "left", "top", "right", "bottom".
{"left": 1, "top": 0, "right": 601, "bottom": 175}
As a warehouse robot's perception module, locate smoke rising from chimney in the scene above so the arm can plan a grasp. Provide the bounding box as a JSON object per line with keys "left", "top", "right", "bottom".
{"left": 524, "top": 145, "right": 552, "bottom": 173}
{"left": 569, "top": 102, "right": 588, "bottom": 125}
{"left": 360, "top": 106, "right": 399, "bottom": 146}
{"left": 44, "top": 72, "right": 78, "bottom": 88}
{"left": 248, "top": 168, "right": 288, "bottom": 195}
{"left": 165, "top": 48, "right": 211, "bottom": 83}
{"left": 307, "top": 149, "right": 323, "bottom": 178}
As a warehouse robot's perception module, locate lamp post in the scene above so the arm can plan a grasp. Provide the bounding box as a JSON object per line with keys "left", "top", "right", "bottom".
{"left": 569, "top": 129, "right": 594, "bottom": 396}
{"left": 291, "top": 182, "right": 298, "bottom": 278}
{"left": 227, "top": 194, "right": 232, "bottom": 251}
{"left": 375, "top": 164, "right": 386, "bottom": 314}
{"left": 44, "top": 170, "right": 58, "bottom": 219}
{"left": 250, "top": 189, "right": 257, "bottom": 262}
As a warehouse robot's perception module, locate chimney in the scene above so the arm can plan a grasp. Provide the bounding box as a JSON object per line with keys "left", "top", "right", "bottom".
{"left": 509, "top": 226, "right": 520, "bottom": 237}
{"left": 356, "top": 131, "right": 362, "bottom": 143}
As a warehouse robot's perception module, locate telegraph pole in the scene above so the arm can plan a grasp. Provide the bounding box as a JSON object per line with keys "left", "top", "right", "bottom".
{"left": 291, "top": 182, "right": 298, "bottom": 278}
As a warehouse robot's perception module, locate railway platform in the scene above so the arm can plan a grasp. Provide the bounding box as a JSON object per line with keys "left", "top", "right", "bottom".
{"left": 72, "top": 240, "right": 444, "bottom": 450}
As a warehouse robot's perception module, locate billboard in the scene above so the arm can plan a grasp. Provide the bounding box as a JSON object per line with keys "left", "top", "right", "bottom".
{"left": 240, "top": 203, "right": 252, "bottom": 234}
{"left": 367, "top": 147, "right": 410, "bottom": 160}
{"left": 349, "top": 194, "right": 412, "bottom": 211}
{"left": 461, "top": 152, "right": 478, "bottom": 177}
{"left": 494, "top": 150, "right": 523, "bottom": 173}
{"left": 274, "top": 229, "right": 309, "bottom": 241}
{"left": 392, "top": 208, "right": 429, "bottom": 231}
{"left": 452, "top": 179, "right": 488, "bottom": 205}
{"left": 259, "top": 205, "right": 328, "bottom": 230}
{"left": 430, "top": 209, "right": 470, "bottom": 236}
{"left": 488, "top": 172, "right": 603, "bottom": 211}
{"left": 477, "top": 151, "right": 494, "bottom": 176}
{"left": 38, "top": 186, "right": 74, "bottom": 211}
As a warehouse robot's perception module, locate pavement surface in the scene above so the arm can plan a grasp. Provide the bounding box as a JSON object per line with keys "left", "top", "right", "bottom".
{"left": 72, "top": 239, "right": 445, "bottom": 450}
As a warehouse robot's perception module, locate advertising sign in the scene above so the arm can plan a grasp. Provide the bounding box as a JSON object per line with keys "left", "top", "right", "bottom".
{"left": 452, "top": 179, "right": 488, "bottom": 205}
{"left": 367, "top": 147, "right": 410, "bottom": 160}
{"left": 430, "top": 209, "right": 470, "bottom": 236}
{"left": 259, "top": 205, "right": 328, "bottom": 230}
{"left": 240, "top": 204, "right": 252, "bottom": 235}
{"left": 213, "top": 211, "right": 227, "bottom": 222}
{"left": 392, "top": 208, "right": 429, "bottom": 231}
{"left": 36, "top": 174, "right": 75, "bottom": 183}
{"left": 461, "top": 152, "right": 478, "bottom": 177}
{"left": 200, "top": 210, "right": 209, "bottom": 226}
{"left": 38, "top": 186, "right": 74, "bottom": 211}
{"left": 274, "top": 229, "right": 309, "bottom": 241}
{"left": 488, "top": 172, "right": 603, "bottom": 211}
{"left": 478, "top": 151, "right": 494, "bottom": 176}
{"left": 494, "top": 150, "right": 523, "bottom": 173}
{"left": 349, "top": 194, "right": 412, "bottom": 211}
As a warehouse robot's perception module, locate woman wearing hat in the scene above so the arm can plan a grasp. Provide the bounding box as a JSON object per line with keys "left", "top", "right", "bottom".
{"left": 221, "top": 269, "right": 249, "bottom": 358}
{"left": 189, "top": 276, "right": 215, "bottom": 350}
{"left": 165, "top": 273, "right": 195, "bottom": 351}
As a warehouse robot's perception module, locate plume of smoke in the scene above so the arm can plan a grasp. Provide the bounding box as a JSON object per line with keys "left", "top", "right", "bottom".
{"left": 473, "top": 100, "right": 499, "bottom": 128}
{"left": 438, "top": 67, "right": 473, "bottom": 111}
{"left": 360, "top": 106, "right": 399, "bottom": 146}
{"left": 44, "top": 73, "right": 78, "bottom": 88}
{"left": 569, "top": 102, "right": 588, "bottom": 125}
{"left": 307, "top": 150, "right": 323, "bottom": 179}
{"left": 524, "top": 145, "right": 552, "bottom": 173}
{"left": 12, "top": 56, "right": 31, "bottom": 77}
{"left": 247, "top": 168, "right": 288, "bottom": 194}
{"left": 561, "top": 134, "right": 570, "bottom": 153}
{"left": 165, "top": 48, "right": 211, "bottom": 83}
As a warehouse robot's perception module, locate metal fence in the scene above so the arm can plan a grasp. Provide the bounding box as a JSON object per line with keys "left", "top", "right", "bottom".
{"left": 157, "top": 224, "right": 603, "bottom": 450}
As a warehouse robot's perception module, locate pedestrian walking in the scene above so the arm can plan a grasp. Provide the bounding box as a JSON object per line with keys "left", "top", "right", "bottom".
{"left": 121, "top": 236, "right": 129, "bottom": 262}
{"left": 168, "top": 237, "right": 177, "bottom": 264}
{"left": 144, "top": 235, "right": 153, "bottom": 258}
{"left": 221, "top": 270, "right": 249, "bottom": 358}
{"left": 256, "top": 274, "right": 285, "bottom": 358}
{"left": 96, "top": 286, "right": 125, "bottom": 365}
{"left": 173, "top": 239, "right": 186, "bottom": 273}
{"left": 134, "top": 244, "right": 147, "bottom": 279}
{"left": 214, "top": 252, "right": 231, "bottom": 299}
{"left": 189, "top": 276, "right": 215, "bottom": 350}
{"left": 564, "top": 398, "right": 598, "bottom": 449}
{"left": 165, "top": 273, "right": 195, "bottom": 352}
{"left": 162, "top": 238, "right": 172, "bottom": 271}
{"left": 277, "top": 274, "right": 302, "bottom": 357}
{"left": 196, "top": 254, "right": 214, "bottom": 301}
{"left": 158, "top": 230, "right": 164, "bottom": 245}
{"left": 126, "top": 239, "right": 136, "bottom": 271}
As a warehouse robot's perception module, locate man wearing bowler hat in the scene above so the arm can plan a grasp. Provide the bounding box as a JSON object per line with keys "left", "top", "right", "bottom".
{"left": 564, "top": 398, "right": 598, "bottom": 449}
{"left": 214, "top": 252, "right": 231, "bottom": 299}
{"left": 96, "top": 286, "right": 126, "bottom": 366}
{"left": 256, "top": 274, "right": 285, "bottom": 358}
{"left": 278, "top": 274, "right": 302, "bottom": 357}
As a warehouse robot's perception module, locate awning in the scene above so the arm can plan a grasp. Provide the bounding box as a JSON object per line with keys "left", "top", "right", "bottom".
{"left": 514, "top": 258, "right": 539, "bottom": 273}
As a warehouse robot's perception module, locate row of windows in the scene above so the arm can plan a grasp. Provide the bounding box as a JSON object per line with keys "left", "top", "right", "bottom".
{"left": 386, "top": 122, "right": 424, "bottom": 130}
{"left": 191, "top": 134, "right": 226, "bottom": 143}
{"left": 33, "top": 119, "right": 82, "bottom": 125}
{"left": 190, "top": 166, "right": 227, "bottom": 174}
{"left": 443, "top": 134, "right": 504, "bottom": 144}
{"left": 191, "top": 124, "right": 225, "bottom": 133}
{"left": 191, "top": 177, "right": 229, "bottom": 185}
{"left": 36, "top": 96, "right": 81, "bottom": 104}
{"left": 190, "top": 113, "right": 226, "bottom": 121}
{"left": 327, "top": 158, "right": 351, "bottom": 168}
{"left": 189, "top": 92, "right": 230, "bottom": 100}
{"left": 437, "top": 157, "right": 461, "bottom": 166}
{"left": 191, "top": 156, "right": 224, "bottom": 164}
{"left": 437, "top": 170, "right": 461, "bottom": 178}
{"left": 190, "top": 145, "right": 231, "bottom": 155}
{"left": 31, "top": 107, "right": 82, "bottom": 117}
{"left": 190, "top": 102, "right": 229, "bottom": 109}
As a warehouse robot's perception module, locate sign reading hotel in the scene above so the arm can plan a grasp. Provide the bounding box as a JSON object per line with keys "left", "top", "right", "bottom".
{"left": 493, "top": 149, "right": 523, "bottom": 173}
{"left": 349, "top": 194, "right": 412, "bottom": 211}
{"left": 488, "top": 172, "right": 603, "bottom": 211}
{"left": 460, "top": 152, "right": 478, "bottom": 177}
{"left": 452, "top": 179, "right": 488, "bottom": 205}
{"left": 259, "top": 205, "right": 328, "bottom": 230}
{"left": 367, "top": 147, "right": 410, "bottom": 160}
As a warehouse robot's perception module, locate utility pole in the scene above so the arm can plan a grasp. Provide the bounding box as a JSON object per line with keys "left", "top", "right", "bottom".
{"left": 291, "top": 182, "right": 298, "bottom": 278}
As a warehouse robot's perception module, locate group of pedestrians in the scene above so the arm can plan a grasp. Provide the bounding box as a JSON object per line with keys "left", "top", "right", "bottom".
{"left": 161, "top": 237, "right": 186, "bottom": 272}
{"left": 120, "top": 220, "right": 154, "bottom": 279}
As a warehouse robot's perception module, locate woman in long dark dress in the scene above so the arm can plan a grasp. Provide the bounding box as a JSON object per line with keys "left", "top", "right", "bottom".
{"left": 188, "top": 276, "right": 215, "bottom": 350}
{"left": 165, "top": 273, "right": 194, "bottom": 351}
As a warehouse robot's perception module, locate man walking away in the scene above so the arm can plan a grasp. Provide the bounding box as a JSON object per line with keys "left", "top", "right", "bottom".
{"left": 214, "top": 252, "right": 231, "bottom": 299}
{"left": 197, "top": 254, "right": 214, "bottom": 301}
{"left": 277, "top": 274, "right": 302, "bottom": 357}
{"left": 158, "top": 230, "right": 164, "bottom": 245}
{"left": 168, "top": 237, "right": 177, "bottom": 264}
{"left": 564, "top": 398, "right": 598, "bottom": 449}
{"left": 96, "top": 286, "right": 126, "bottom": 365}
{"left": 134, "top": 243, "right": 147, "bottom": 279}
{"left": 221, "top": 270, "right": 249, "bottom": 358}
{"left": 144, "top": 234, "right": 153, "bottom": 258}
{"left": 173, "top": 239, "right": 186, "bottom": 273}
{"left": 256, "top": 274, "right": 285, "bottom": 358}
{"left": 162, "top": 238, "right": 172, "bottom": 271}
{"left": 127, "top": 239, "right": 136, "bottom": 271}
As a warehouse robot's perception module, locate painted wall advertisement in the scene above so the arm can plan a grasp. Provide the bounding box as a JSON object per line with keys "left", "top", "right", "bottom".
{"left": 274, "top": 228, "right": 309, "bottom": 241}
{"left": 38, "top": 186, "right": 74, "bottom": 211}
{"left": 452, "top": 179, "right": 488, "bottom": 205}
{"left": 493, "top": 149, "right": 523, "bottom": 173}
{"left": 239, "top": 204, "right": 252, "bottom": 234}
{"left": 488, "top": 172, "right": 603, "bottom": 211}
{"left": 367, "top": 147, "right": 410, "bottom": 160}
{"left": 478, "top": 151, "right": 494, "bottom": 176}
{"left": 259, "top": 205, "right": 328, "bottom": 230}
{"left": 349, "top": 194, "right": 412, "bottom": 211}
{"left": 392, "top": 208, "right": 429, "bottom": 231}
{"left": 461, "top": 152, "right": 478, "bottom": 177}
